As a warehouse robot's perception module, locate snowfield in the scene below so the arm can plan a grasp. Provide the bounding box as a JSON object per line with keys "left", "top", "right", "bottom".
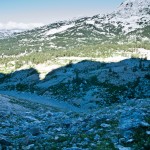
{"left": 46, "top": 24, "right": 75, "bottom": 35}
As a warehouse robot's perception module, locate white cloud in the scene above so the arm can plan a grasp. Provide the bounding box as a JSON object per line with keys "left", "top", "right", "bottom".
{"left": 0, "top": 22, "right": 44, "bottom": 30}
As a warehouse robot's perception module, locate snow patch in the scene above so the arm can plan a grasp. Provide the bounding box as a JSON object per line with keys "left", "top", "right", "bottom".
{"left": 46, "top": 24, "right": 74, "bottom": 36}
{"left": 86, "top": 20, "right": 95, "bottom": 25}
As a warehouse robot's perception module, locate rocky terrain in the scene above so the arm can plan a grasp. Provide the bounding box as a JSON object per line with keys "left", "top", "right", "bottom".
{"left": 0, "top": 56, "right": 150, "bottom": 149}
{"left": 0, "top": 94, "right": 150, "bottom": 150}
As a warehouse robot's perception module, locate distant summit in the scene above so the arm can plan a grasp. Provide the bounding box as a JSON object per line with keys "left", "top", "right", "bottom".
{"left": 0, "top": 22, "right": 44, "bottom": 39}
{"left": 117, "top": 0, "right": 150, "bottom": 16}
{"left": 0, "top": 29, "right": 24, "bottom": 39}
{"left": 111, "top": 0, "right": 150, "bottom": 32}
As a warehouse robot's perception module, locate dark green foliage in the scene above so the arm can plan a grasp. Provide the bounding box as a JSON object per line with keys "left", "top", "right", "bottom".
{"left": 16, "top": 83, "right": 29, "bottom": 92}
{"left": 144, "top": 74, "right": 150, "bottom": 80}
{"left": 89, "top": 75, "right": 99, "bottom": 86}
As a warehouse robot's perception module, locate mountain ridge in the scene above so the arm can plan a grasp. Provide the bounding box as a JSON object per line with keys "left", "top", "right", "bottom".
{"left": 0, "top": 0, "right": 150, "bottom": 55}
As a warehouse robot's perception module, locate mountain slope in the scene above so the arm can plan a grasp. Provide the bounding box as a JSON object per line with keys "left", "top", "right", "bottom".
{"left": 0, "top": 58, "right": 150, "bottom": 110}
{"left": 0, "top": 0, "right": 150, "bottom": 55}
{"left": 112, "top": 0, "right": 150, "bottom": 33}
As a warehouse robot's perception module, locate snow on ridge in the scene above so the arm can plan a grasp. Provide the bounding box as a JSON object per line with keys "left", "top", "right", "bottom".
{"left": 86, "top": 20, "right": 95, "bottom": 25}
{"left": 116, "top": 0, "right": 150, "bottom": 17}
{"left": 46, "top": 24, "right": 75, "bottom": 36}
{"left": 107, "top": 0, "right": 150, "bottom": 33}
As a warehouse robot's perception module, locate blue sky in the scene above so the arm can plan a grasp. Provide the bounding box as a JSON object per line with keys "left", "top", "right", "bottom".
{"left": 0, "top": 0, "right": 123, "bottom": 29}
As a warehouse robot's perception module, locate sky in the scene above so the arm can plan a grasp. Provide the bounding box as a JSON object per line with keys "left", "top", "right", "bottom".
{"left": 0, "top": 0, "right": 124, "bottom": 30}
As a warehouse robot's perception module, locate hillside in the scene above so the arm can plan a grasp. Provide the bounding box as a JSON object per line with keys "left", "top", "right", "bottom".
{"left": 0, "top": 57, "right": 150, "bottom": 149}
{"left": 0, "top": 57, "right": 150, "bottom": 110}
